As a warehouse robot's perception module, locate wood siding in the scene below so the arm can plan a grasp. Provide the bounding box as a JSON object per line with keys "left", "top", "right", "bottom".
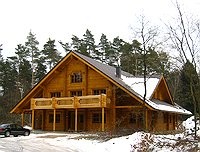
{"left": 18, "top": 54, "right": 178, "bottom": 132}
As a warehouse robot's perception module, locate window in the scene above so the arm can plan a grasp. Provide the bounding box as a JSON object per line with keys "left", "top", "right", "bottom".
{"left": 93, "top": 89, "right": 106, "bottom": 95}
{"left": 71, "top": 72, "right": 82, "bottom": 83}
{"left": 49, "top": 114, "right": 61, "bottom": 123}
{"left": 51, "top": 92, "right": 61, "bottom": 97}
{"left": 92, "top": 113, "right": 106, "bottom": 123}
{"left": 130, "top": 113, "right": 136, "bottom": 123}
{"left": 70, "top": 90, "right": 82, "bottom": 97}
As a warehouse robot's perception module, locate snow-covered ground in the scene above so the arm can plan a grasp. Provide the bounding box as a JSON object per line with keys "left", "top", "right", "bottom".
{"left": 0, "top": 116, "right": 199, "bottom": 152}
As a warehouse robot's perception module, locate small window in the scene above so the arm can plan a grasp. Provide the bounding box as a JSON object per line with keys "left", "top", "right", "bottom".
{"left": 71, "top": 72, "right": 82, "bottom": 83}
{"left": 70, "top": 90, "right": 82, "bottom": 97}
{"left": 130, "top": 113, "right": 136, "bottom": 123}
{"left": 92, "top": 113, "right": 106, "bottom": 123}
{"left": 93, "top": 89, "right": 106, "bottom": 95}
{"left": 51, "top": 92, "right": 61, "bottom": 97}
{"left": 49, "top": 114, "right": 61, "bottom": 123}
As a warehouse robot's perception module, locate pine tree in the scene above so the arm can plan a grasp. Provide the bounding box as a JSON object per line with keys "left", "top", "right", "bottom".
{"left": 0, "top": 58, "right": 21, "bottom": 123}
{"left": 83, "top": 29, "right": 96, "bottom": 58}
{"left": 34, "top": 57, "right": 46, "bottom": 82}
{"left": 25, "top": 31, "right": 40, "bottom": 87}
{"left": 175, "top": 60, "right": 200, "bottom": 114}
{"left": 120, "top": 41, "right": 136, "bottom": 75}
{"left": 109, "top": 37, "right": 123, "bottom": 66}
{"left": 42, "top": 38, "right": 62, "bottom": 70}
{"left": 14, "top": 44, "right": 32, "bottom": 96}
{"left": 71, "top": 35, "right": 80, "bottom": 51}
{"left": 59, "top": 41, "right": 71, "bottom": 53}
{"left": 98, "top": 34, "right": 111, "bottom": 63}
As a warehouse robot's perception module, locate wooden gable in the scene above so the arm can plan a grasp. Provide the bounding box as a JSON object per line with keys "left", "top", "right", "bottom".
{"left": 10, "top": 52, "right": 113, "bottom": 113}
{"left": 151, "top": 76, "right": 173, "bottom": 104}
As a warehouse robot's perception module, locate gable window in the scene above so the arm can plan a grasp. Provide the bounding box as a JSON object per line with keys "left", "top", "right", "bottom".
{"left": 71, "top": 72, "right": 82, "bottom": 83}
{"left": 70, "top": 90, "right": 82, "bottom": 97}
{"left": 93, "top": 89, "right": 106, "bottom": 95}
{"left": 92, "top": 113, "right": 106, "bottom": 123}
{"left": 49, "top": 114, "right": 60, "bottom": 123}
{"left": 50, "top": 92, "right": 61, "bottom": 97}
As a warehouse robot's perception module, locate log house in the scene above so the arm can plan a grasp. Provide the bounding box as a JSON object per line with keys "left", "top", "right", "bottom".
{"left": 10, "top": 51, "right": 191, "bottom": 132}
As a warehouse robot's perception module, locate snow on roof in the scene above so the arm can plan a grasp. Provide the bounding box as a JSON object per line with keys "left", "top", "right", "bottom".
{"left": 121, "top": 75, "right": 192, "bottom": 115}
{"left": 151, "top": 99, "right": 192, "bottom": 115}
{"left": 121, "top": 75, "right": 159, "bottom": 99}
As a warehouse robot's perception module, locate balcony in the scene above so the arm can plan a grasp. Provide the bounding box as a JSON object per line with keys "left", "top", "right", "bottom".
{"left": 31, "top": 94, "right": 109, "bottom": 110}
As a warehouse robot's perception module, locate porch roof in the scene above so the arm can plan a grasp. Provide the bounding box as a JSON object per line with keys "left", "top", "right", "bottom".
{"left": 150, "top": 99, "right": 192, "bottom": 115}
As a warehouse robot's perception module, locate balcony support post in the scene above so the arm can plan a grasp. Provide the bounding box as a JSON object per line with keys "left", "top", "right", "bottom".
{"left": 31, "top": 109, "right": 34, "bottom": 130}
{"left": 52, "top": 97, "right": 56, "bottom": 131}
{"left": 75, "top": 108, "right": 78, "bottom": 132}
{"left": 102, "top": 107, "right": 105, "bottom": 131}
{"left": 53, "top": 108, "right": 56, "bottom": 131}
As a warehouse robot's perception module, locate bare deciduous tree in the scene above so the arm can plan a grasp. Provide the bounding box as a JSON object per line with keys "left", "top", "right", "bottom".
{"left": 166, "top": 1, "right": 200, "bottom": 139}
{"left": 132, "top": 15, "right": 160, "bottom": 130}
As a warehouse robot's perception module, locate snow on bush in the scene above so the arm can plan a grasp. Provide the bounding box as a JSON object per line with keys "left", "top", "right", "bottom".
{"left": 182, "top": 116, "right": 200, "bottom": 135}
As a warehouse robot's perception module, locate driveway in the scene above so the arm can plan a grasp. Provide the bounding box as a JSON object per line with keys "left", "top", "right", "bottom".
{"left": 0, "top": 134, "right": 75, "bottom": 152}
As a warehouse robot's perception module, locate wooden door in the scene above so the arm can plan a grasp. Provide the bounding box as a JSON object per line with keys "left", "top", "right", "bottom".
{"left": 68, "top": 111, "right": 85, "bottom": 131}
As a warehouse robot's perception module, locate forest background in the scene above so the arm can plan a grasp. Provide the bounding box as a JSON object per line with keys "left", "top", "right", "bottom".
{"left": 0, "top": 2, "right": 199, "bottom": 125}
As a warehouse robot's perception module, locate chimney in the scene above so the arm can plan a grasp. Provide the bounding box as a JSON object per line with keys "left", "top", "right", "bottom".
{"left": 116, "top": 66, "right": 121, "bottom": 78}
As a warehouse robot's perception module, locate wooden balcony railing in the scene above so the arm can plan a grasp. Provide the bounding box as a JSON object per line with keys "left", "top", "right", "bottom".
{"left": 31, "top": 94, "right": 109, "bottom": 110}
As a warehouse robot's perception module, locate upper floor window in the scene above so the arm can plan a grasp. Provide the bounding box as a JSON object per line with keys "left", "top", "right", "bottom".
{"left": 93, "top": 89, "right": 106, "bottom": 95}
{"left": 51, "top": 92, "right": 61, "bottom": 97}
{"left": 70, "top": 90, "right": 82, "bottom": 97}
{"left": 71, "top": 72, "right": 82, "bottom": 83}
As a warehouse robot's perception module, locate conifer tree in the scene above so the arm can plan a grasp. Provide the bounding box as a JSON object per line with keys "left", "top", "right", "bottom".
{"left": 71, "top": 35, "right": 86, "bottom": 54}
{"left": 42, "top": 38, "right": 62, "bottom": 70}
{"left": 34, "top": 57, "right": 46, "bottom": 82}
{"left": 25, "top": 31, "right": 40, "bottom": 87}
{"left": 176, "top": 60, "right": 200, "bottom": 114}
{"left": 109, "top": 37, "right": 123, "bottom": 66}
{"left": 98, "top": 33, "right": 111, "bottom": 63}
{"left": 59, "top": 41, "right": 71, "bottom": 53}
{"left": 15, "top": 44, "right": 32, "bottom": 96}
{"left": 83, "top": 29, "right": 96, "bottom": 58}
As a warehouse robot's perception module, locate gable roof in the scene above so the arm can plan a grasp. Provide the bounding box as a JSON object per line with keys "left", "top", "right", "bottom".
{"left": 10, "top": 51, "right": 192, "bottom": 115}
{"left": 121, "top": 75, "right": 160, "bottom": 99}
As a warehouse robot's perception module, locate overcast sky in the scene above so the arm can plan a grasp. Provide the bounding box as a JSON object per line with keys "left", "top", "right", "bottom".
{"left": 0, "top": 0, "right": 200, "bottom": 57}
